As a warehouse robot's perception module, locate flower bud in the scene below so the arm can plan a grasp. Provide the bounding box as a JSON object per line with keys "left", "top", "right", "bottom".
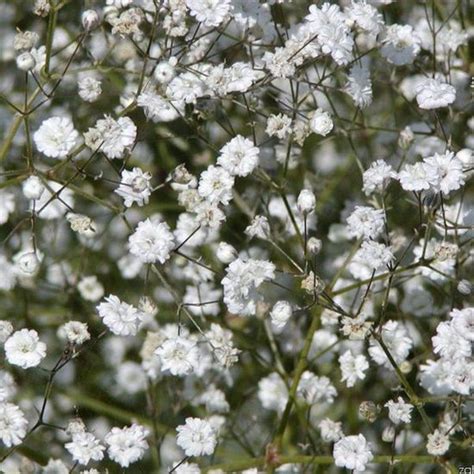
{"left": 216, "top": 242, "right": 237, "bottom": 264}
{"left": 82, "top": 10, "right": 100, "bottom": 30}
{"left": 309, "top": 109, "right": 333, "bottom": 136}
{"left": 307, "top": 237, "right": 322, "bottom": 255}
{"left": 382, "top": 425, "right": 396, "bottom": 442}
{"left": 16, "top": 52, "right": 35, "bottom": 71}
{"left": 398, "top": 126, "right": 414, "bottom": 149}
{"left": 400, "top": 361, "right": 412, "bottom": 374}
{"left": 139, "top": 296, "right": 158, "bottom": 318}
{"left": 301, "top": 271, "right": 325, "bottom": 295}
{"left": 297, "top": 189, "right": 316, "bottom": 214}
{"left": 359, "top": 401, "right": 380, "bottom": 423}
{"left": 457, "top": 279, "right": 472, "bottom": 295}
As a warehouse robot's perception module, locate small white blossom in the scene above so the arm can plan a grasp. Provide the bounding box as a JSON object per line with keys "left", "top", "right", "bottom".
{"left": 4, "top": 329, "right": 46, "bottom": 369}
{"left": 176, "top": 417, "right": 217, "bottom": 457}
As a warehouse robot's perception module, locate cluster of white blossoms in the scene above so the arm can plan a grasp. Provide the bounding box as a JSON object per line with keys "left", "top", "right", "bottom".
{"left": 0, "top": 0, "right": 472, "bottom": 472}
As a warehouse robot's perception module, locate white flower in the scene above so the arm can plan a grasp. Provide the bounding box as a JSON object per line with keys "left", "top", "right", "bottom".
{"left": 346, "top": 1, "right": 383, "bottom": 35}
{"left": 198, "top": 165, "right": 234, "bottom": 205}
{"left": 0, "top": 371, "right": 16, "bottom": 402}
{"left": 84, "top": 115, "right": 136, "bottom": 159}
{"left": 96, "top": 295, "right": 143, "bottom": 336}
{"left": 78, "top": 76, "right": 102, "bottom": 102}
{"left": 0, "top": 190, "right": 15, "bottom": 225}
{"left": 297, "top": 371, "right": 337, "bottom": 405}
{"left": 128, "top": 218, "right": 175, "bottom": 264}
{"left": 221, "top": 258, "right": 275, "bottom": 316}
{"left": 362, "top": 160, "right": 396, "bottom": 195}
{"left": 66, "top": 213, "right": 96, "bottom": 237}
{"left": 0, "top": 403, "right": 28, "bottom": 447}
{"left": 155, "top": 336, "right": 199, "bottom": 376}
{"left": 346, "top": 206, "right": 385, "bottom": 240}
{"left": 318, "top": 418, "right": 343, "bottom": 442}
{"left": 0, "top": 320, "right": 14, "bottom": 342}
{"left": 137, "top": 90, "right": 180, "bottom": 122}
{"left": 423, "top": 151, "right": 465, "bottom": 195}
{"left": 416, "top": 78, "right": 456, "bottom": 109}
{"left": 115, "top": 167, "right": 152, "bottom": 207}
{"left": 58, "top": 321, "right": 90, "bottom": 345}
{"left": 426, "top": 429, "right": 450, "bottom": 456}
{"left": 270, "top": 301, "right": 292, "bottom": 330}
{"left": 306, "top": 4, "right": 354, "bottom": 66}
{"left": 345, "top": 61, "right": 373, "bottom": 109}
{"left": 381, "top": 24, "right": 421, "bottom": 65}
{"left": 77, "top": 275, "right": 104, "bottom": 302}
{"left": 186, "top": 0, "right": 230, "bottom": 28}
{"left": 385, "top": 397, "right": 413, "bottom": 424}
{"left": 432, "top": 321, "right": 471, "bottom": 360}
{"left": 176, "top": 417, "right": 217, "bottom": 457}
{"left": 266, "top": 114, "right": 292, "bottom": 139}
{"left": 398, "top": 162, "right": 432, "bottom": 192}
{"left": 22, "top": 176, "right": 44, "bottom": 200}
{"left": 258, "top": 373, "right": 288, "bottom": 412}
{"left": 349, "top": 241, "right": 394, "bottom": 280}
{"left": 339, "top": 350, "right": 369, "bottom": 387}
{"left": 65, "top": 431, "right": 105, "bottom": 465}
{"left": 33, "top": 116, "right": 79, "bottom": 159}
{"left": 309, "top": 109, "right": 333, "bottom": 136}
{"left": 369, "top": 320, "right": 413, "bottom": 368}
{"left": 105, "top": 424, "right": 149, "bottom": 468}
{"left": 245, "top": 215, "right": 271, "bottom": 239}
{"left": 4, "top": 329, "right": 46, "bottom": 369}
{"left": 217, "top": 136, "right": 260, "bottom": 177}
{"left": 450, "top": 307, "right": 474, "bottom": 341}
{"left": 333, "top": 434, "right": 373, "bottom": 472}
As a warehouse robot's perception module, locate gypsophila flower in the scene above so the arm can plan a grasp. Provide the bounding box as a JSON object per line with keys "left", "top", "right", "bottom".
{"left": 78, "top": 77, "right": 102, "bottom": 102}
{"left": 77, "top": 275, "right": 104, "bottom": 302}
{"left": 416, "top": 78, "right": 456, "bottom": 109}
{"left": 297, "top": 371, "right": 337, "bottom": 405}
{"left": 0, "top": 190, "right": 15, "bottom": 225}
{"left": 4, "top": 329, "right": 46, "bottom": 369}
{"left": 221, "top": 258, "right": 275, "bottom": 316}
{"left": 155, "top": 336, "right": 199, "bottom": 376}
{"left": 339, "top": 350, "right": 369, "bottom": 387}
{"left": 65, "top": 431, "right": 105, "bottom": 465}
{"left": 84, "top": 115, "right": 136, "bottom": 159}
{"left": 128, "top": 218, "right": 175, "bottom": 264}
{"left": 186, "top": 0, "right": 231, "bottom": 28}
{"left": 266, "top": 114, "right": 292, "bottom": 139}
{"left": 33, "top": 116, "right": 79, "bottom": 159}
{"left": 96, "top": 295, "right": 143, "bottom": 336}
{"left": 258, "top": 373, "right": 288, "bottom": 412}
{"left": 58, "top": 321, "right": 90, "bottom": 345}
{"left": 347, "top": 206, "right": 385, "bottom": 240}
{"left": 245, "top": 215, "right": 271, "bottom": 239}
{"left": 0, "top": 371, "right": 16, "bottom": 402}
{"left": 426, "top": 429, "right": 450, "bottom": 456}
{"left": 423, "top": 151, "right": 465, "bottom": 195}
{"left": 381, "top": 24, "right": 421, "bottom": 65}
{"left": 176, "top": 417, "right": 217, "bottom": 457}
{"left": 450, "top": 308, "right": 474, "bottom": 341}
{"left": 362, "top": 160, "right": 397, "bottom": 195}
{"left": 198, "top": 166, "right": 234, "bottom": 205}
{"left": 217, "top": 136, "right": 260, "bottom": 177}
{"left": 385, "top": 397, "right": 413, "bottom": 424}
{"left": 346, "top": 61, "right": 373, "bottom": 109}
{"left": 318, "top": 418, "right": 343, "bottom": 442}
{"left": 115, "top": 167, "right": 152, "bottom": 207}
{"left": 0, "top": 403, "right": 28, "bottom": 447}
{"left": 0, "top": 321, "right": 13, "bottom": 343}
{"left": 398, "top": 162, "right": 431, "bottom": 192}
{"left": 297, "top": 189, "right": 316, "bottom": 214}
{"left": 105, "top": 424, "right": 149, "bottom": 468}
{"left": 22, "top": 175, "right": 44, "bottom": 200}
{"left": 333, "top": 434, "right": 373, "bottom": 472}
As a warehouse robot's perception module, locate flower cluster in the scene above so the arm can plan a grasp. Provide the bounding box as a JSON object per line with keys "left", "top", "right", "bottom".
{"left": 0, "top": 0, "right": 472, "bottom": 472}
